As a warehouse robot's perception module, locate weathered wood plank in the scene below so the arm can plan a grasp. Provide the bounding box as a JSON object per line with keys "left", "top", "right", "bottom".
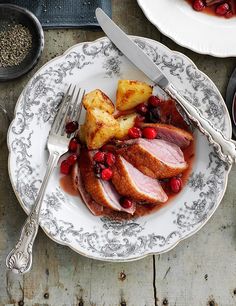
{"left": 2, "top": 230, "right": 155, "bottom": 306}
{"left": 112, "top": 0, "right": 161, "bottom": 42}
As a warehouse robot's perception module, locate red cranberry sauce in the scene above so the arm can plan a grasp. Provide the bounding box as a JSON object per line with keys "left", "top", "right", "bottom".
{"left": 188, "top": 0, "right": 235, "bottom": 18}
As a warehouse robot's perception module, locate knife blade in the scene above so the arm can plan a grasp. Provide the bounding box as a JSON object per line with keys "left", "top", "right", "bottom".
{"left": 96, "top": 8, "right": 168, "bottom": 88}
{"left": 96, "top": 8, "right": 236, "bottom": 164}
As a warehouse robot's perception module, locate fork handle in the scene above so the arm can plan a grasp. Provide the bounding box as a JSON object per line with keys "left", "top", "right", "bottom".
{"left": 6, "top": 152, "right": 59, "bottom": 274}
{"left": 164, "top": 83, "right": 236, "bottom": 164}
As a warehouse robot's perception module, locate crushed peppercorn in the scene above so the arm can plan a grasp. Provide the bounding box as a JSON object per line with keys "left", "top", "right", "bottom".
{"left": 0, "top": 24, "right": 32, "bottom": 68}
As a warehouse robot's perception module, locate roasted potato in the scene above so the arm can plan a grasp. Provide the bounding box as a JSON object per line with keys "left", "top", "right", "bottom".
{"left": 116, "top": 80, "right": 152, "bottom": 111}
{"left": 82, "top": 89, "right": 115, "bottom": 114}
{"left": 85, "top": 108, "right": 119, "bottom": 149}
{"left": 115, "top": 113, "right": 138, "bottom": 139}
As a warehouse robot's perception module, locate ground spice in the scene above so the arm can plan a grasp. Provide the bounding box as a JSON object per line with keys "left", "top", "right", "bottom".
{"left": 0, "top": 24, "right": 32, "bottom": 68}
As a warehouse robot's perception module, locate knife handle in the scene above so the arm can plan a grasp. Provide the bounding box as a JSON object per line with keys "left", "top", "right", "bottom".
{"left": 164, "top": 83, "right": 236, "bottom": 165}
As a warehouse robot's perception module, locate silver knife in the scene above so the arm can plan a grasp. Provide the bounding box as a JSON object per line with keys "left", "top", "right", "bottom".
{"left": 96, "top": 8, "right": 236, "bottom": 165}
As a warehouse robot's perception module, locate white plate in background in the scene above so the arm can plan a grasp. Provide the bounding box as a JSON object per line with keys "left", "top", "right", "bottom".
{"left": 137, "top": 0, "right": 236, "bottom": 57}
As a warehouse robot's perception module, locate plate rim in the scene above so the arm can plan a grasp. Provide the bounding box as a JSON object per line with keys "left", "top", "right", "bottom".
{"left": 137, "top": 0, "right": 236, "bottom": 58}
{"left": 7, "top": 35, "right": 232, "bottom": 262}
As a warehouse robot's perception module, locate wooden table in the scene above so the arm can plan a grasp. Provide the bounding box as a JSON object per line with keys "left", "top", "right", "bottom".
{"left": 1, "top": 1, "right": 236, "bottom": 305}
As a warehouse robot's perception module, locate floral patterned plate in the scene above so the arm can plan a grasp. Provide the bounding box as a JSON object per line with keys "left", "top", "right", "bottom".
{"left": 8, "top": 36, "right": 232, "bottom": 261}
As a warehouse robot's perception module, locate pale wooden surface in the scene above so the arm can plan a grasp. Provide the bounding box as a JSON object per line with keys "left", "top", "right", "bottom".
{"left": 1, "top": 1, "right": 236, "bottom": 305}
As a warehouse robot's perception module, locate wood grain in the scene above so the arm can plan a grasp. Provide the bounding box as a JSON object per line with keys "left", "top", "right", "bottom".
{"left": 0, "top": 0, "right": 236, "bottom": 305}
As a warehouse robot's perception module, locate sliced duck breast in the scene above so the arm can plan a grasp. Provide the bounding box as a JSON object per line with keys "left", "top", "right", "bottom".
{"left": 79, "top": 148, "right": 136, "bottom": 215}
{"left": 112, "top": 155, "right": 168, "bottom": 204}
{"left": 72, "top": 163, "right": 104, "bottom": 216}
{"left": 140, "top": 123, "right": 193, "bottom": 148}
{"left": 118, "top": 138, "right": 187, "bottom": 179}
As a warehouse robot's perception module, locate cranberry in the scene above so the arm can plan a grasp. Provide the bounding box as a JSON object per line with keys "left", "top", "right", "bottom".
{"left": 136, "top": 103, "right": 148, "bottom": 115}
{"left": 60, "top": 160, "right": 71, "bottom": 175}
{"left": 192, "top": 0, "right": 205, "bottom": 11}
{"left": 101, "top": 168, "right": 113, "bottom": 181}
{"left": 68, "top": 138, "right": 78, "bottom": 152}
{"left": 120, "top": 197, "right": 133, "bottom": 209}
{"left": 148, "top": 96, "right": 161, "bottom": 107}
{"left": 65, "top": 121, "right": 78, "bottom": 134}
{"left": 128, "top": 127, "right": 142, "bottom": 139}
{"left": 66, "top": 154, "right": 77, "bottom": 166}
{"left": 142, "top": 127, "right": 157, "bottom": 139}
{"left": 93, "top": 151, "right": 105, "bottom": 163}
{"left": 170, "top": 177, "right": 182, "bottom": 193}
{"left": 215, "top": 3, "right": 229, "bottom": 15}
{"left": 105, "top": 152, "right": 116, "bottom": 166}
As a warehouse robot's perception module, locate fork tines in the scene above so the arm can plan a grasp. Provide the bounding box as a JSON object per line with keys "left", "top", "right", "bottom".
{"left": 51, "top": 84, "right": 85, "bottom": 136}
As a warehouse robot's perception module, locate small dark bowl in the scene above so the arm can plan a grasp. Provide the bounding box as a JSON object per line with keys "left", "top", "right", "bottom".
{"left": 0, "top": 4, "right": 44, "bottom": 81}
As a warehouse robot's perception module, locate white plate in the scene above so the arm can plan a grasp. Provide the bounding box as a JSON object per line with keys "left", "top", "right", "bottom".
{"left": 137, "top": 0, "right": 236, "bottom": 57}
{"left": 8, "top": 36, "right": 232, "bottom": 261}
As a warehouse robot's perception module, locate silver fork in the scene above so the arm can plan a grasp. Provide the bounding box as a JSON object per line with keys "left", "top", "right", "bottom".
{"left": 6, "top": 84, "right": 84, "bottom": 274}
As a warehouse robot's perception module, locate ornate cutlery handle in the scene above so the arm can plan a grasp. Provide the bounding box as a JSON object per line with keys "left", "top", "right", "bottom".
{"left": 6, "top": 152, "right": 59, "bottom": 274}
{"left": 165, "top": 83, "right": 236, "bottom": 165}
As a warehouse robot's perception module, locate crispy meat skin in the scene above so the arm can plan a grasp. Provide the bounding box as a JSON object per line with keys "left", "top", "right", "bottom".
{"left": 140, "top": 122, "right": 193, "bottom": 148}
{"left": 79, "top": 148, "right": 112, "bottom": 208}
{"left": 79, "top": 148, "right": 135, "bottom": 214}
{"left": 112, "top": 156, "right": 168, "bottom": 203}
{"left": 71, "top": 163, "right": 103, "bottom": 216}
{"left": 118, "top": 139, "right": 187, "bottom": 179}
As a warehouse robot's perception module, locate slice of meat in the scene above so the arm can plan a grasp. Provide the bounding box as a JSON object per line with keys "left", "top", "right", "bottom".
{"left": 112, "top": 156, "right": 168, "bottom": 204}
{"left": 79, "top": 148, "right": 136, "bottom": 214}
{"left": 71, "top": 163, "right": 103, "bottom": 216}
{"left": 118, "top": 138, "right": 187, "bottom": 179}
{"left": 140, "top": 123, "right": 193, "bottom": 148}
